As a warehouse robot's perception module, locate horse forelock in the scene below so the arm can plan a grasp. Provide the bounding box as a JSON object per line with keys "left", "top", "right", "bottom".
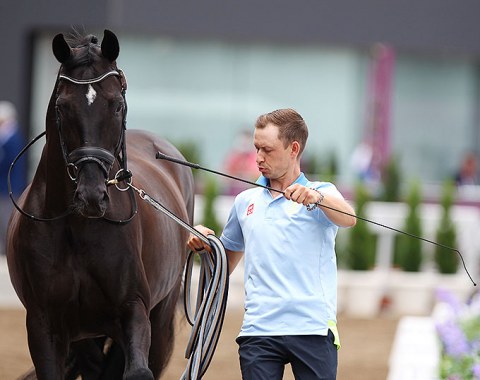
{"left": 62, "top": 33, "right": 103, "bottom": 70}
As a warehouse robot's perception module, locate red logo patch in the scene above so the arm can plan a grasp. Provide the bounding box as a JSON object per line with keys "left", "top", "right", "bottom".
{"left": 247, "top": 203, "right": 254, "bottom": 216}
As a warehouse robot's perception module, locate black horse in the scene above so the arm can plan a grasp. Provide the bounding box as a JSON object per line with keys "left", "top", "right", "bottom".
{"left": 7, "top": 30, "right": 194, "bottom": 379}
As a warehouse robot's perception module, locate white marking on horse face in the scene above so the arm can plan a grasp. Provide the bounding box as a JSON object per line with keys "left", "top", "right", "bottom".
{"left": 86, "top": 84, "right": 97, "bottom": 106}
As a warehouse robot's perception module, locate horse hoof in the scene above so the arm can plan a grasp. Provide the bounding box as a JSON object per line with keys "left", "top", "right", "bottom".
{"left": 125, "top": 368, "right": 154, "bottom": 380}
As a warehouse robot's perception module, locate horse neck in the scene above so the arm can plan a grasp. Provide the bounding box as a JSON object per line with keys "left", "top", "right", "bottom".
{"left": 34, "top": 93, "right": 73, "bottom": 210}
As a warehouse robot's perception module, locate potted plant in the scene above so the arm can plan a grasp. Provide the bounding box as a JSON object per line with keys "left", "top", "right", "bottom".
{"left": 395, "top": 180, "right": 423, "bottom": 272}
{"left": 390, "top": 180, "right": 434, "bottom": 315}
{"left": 342, "top": 182, "right": 384, "bottom": 317}
{"left": 433, "top": 180, "right": 471, "bottom": 302}
{"left": 346, "top": 182, "right": 377, "bottom": 270}
{"left": 434, "top": 180, "right": 458, "bottom": 274}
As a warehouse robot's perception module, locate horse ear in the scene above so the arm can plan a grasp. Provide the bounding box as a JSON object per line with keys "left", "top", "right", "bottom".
{"left": 52, "top": 34, "right": 71, "bottom": 63}
{"left": 101, "top": 29, "right": 119, "bottom": 62}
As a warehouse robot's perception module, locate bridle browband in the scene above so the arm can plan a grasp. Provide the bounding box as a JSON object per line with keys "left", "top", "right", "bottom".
{"left": 58, "top": 70, "right": 120, "bottom": 85}
{"left": 8, "top": 67, "right": 137, "bottom": 224}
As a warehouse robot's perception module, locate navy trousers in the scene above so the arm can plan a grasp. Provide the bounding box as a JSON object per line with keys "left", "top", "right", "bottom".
{"left": 236, "top": 331, "right": 338, "bottom": 380}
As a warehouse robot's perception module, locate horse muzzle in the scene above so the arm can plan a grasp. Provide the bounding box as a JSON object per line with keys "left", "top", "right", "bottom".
{"left": 68, "top": 147, "right": 115, "bottom": 218}
{"left": 73, "top": 179, "right": 110, "bottom": 218}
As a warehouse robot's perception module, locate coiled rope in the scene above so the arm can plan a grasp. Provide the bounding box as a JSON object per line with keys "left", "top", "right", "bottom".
{"left": 182, "top": 235, "right": 229, "bottom": 380}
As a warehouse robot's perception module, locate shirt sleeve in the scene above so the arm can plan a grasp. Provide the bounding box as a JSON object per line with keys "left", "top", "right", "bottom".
{"left": 315, "top": 181, "right": 344, "bottom": 200}
{"left": 220, "top": 201, "right": 245, "bottom": 252}
{"left": 312, "top": 182, "right": 345, "bottom": 227}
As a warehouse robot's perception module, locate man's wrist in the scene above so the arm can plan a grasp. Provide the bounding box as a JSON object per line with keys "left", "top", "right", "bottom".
{"left": 306, "top": 189, "right": 324, "bottom": 211}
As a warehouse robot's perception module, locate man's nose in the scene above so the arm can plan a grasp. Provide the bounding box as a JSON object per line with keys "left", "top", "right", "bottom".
{"left": 256, "top": 152, "right": 264, "bottom": 163}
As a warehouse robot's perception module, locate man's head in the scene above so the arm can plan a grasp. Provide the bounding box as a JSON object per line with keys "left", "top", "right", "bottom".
{"left": 253, "top": 108, "right": 308, "bottom": 180}
{"left": 255, "top": 108, "right": 308, "bottom": 157}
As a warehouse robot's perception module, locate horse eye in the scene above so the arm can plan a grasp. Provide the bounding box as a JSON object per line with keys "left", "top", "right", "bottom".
{"left": 114, "top": 103, "right": 124, "bottom": 114}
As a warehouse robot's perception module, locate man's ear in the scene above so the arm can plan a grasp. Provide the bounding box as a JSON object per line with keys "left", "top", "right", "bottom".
{"left": 291, "top": 141, "right": 300, "bottom": 158}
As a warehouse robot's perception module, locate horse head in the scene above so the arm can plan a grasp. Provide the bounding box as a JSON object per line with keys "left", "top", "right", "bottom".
{"left": 51, "top": 30, "right": 127, "bottom": 218}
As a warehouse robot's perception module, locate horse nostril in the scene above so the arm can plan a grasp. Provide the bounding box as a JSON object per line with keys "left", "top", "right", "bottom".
{"left": 102, "top": 190, "right": 109, "bottom": 204}
{"left": 74, "top": 190, "right": 85, "bottom": 204}
{"left": 73, "top": 185, "right": 109, "bottom": 217}
{"left": 94, "top": 187, "right": 109, "bottom": 208}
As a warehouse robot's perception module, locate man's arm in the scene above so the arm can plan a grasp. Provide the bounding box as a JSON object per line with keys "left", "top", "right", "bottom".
{"left": 226, "top": 250, "right": 244, "bottom": 275}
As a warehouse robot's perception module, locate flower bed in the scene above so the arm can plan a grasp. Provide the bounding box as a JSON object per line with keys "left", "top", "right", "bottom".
{"left": 435, "top": 288, "right": 480, "bottom": 379}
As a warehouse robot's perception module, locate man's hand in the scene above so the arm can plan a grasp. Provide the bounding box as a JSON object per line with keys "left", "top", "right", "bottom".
{"left": 284, "top": 184, "right": 322, "bottom": 206}
{"left": 187, "top": 224, "right": 215, "bottom": 252}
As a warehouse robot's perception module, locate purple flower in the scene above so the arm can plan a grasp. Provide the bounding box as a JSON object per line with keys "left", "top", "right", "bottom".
{"left": 436, "top": 320, "right": 470, "bottom": 357}
{"left": 436, "top": 288, "right": 463, "bottom": 314}
{"left": 447, "top": 375, "right": 461, "bottom": 380}
{"left": 473, "top": 363, "right": 480, "bottom": 379}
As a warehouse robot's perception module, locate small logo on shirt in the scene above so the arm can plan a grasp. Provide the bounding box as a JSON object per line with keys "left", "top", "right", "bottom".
{"left": 247, "top": 203, "right": 255, "bottom": 216}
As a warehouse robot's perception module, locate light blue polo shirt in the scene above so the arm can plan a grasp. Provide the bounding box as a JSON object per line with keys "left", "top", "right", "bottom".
{"left": 220, "top": 173, "right": 342, "bottom": 339}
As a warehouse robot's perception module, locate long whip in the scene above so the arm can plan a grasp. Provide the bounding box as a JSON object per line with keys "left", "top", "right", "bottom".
{"left": 156, "top": 151, "right": 477, "bottom": 286}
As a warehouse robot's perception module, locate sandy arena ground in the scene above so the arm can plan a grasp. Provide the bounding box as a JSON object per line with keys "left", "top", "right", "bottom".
{"left": 0, "top": 307, "right": 398, "bottom": 380}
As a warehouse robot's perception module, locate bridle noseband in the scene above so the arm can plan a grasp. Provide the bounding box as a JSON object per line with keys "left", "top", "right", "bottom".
{"left": 66, "top": 147, "right": 116, "bottom": 181}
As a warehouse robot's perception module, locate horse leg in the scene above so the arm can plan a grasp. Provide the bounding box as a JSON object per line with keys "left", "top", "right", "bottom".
{"left": 148, "top": 281, "right": 182, "bottom": 379}
{"left": 26, "top": 311, "right": 69, "bottom": 380}
{"left": 119, "top": 300, "right": 154, "bottom": 380}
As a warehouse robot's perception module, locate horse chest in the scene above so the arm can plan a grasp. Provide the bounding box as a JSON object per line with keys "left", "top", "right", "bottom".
{"left": 16, "top": 227, "right": 138, "bottom": 308}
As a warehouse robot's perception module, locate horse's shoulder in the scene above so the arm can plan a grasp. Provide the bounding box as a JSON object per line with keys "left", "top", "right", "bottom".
{"left": 126, "top": 129, "right": 175, "bottom": 154}
{"left": 126, "top": 129, "right": 158, "bottom": 141}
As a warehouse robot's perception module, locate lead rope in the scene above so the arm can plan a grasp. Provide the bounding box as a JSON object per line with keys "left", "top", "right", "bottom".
{"left": 124, "top": 182, "right": 229, "bottom": 380}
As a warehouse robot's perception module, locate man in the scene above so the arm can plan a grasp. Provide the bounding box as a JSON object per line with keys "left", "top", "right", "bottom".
{"left": 188, "top": 108, "right": 356, "bottom": 379}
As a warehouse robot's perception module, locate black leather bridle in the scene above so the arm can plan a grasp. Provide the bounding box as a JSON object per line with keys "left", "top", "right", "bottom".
{"left": 55, "top": 69, "right": 128, "bottom": 182}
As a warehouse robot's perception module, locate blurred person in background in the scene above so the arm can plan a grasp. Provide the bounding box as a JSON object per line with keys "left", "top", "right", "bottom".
{"left": 223, "top": 129, "right": 259, "bottom": 195}
{"left": 454, "top": 152, "right": 478, "bottom": 186}
{"left": 0, "top": 101, "right": 27, "bottom": 255}
{"left": 188, "top": 108, "right": 356, "bottom": 380}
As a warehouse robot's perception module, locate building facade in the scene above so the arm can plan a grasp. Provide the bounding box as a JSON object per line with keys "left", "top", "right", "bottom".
{"left": 2, "top": 0, "right": 480, "bottom": 188}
